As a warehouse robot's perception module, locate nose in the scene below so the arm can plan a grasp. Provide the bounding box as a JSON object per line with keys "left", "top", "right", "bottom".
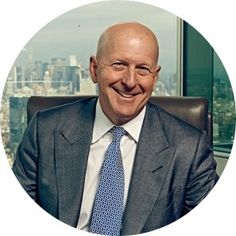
{"left": 121, "top": 66, "right": 137, "bottom": 89}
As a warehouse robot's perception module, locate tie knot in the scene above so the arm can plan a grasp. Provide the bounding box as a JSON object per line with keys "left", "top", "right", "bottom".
{"left": 111, "top": 126, "right": 126, "bottom": 141}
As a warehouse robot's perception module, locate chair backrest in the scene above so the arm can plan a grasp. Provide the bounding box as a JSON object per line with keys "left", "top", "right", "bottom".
{"left": 27, "top": 96, "right": 212, "bottom": 142}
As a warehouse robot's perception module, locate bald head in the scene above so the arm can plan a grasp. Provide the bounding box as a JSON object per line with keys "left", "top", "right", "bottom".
{"left": 96, "top": 22, "right": 159, "bottom": 64}
{"left": 90, "top": 22, "right": 161, "bottom": 125}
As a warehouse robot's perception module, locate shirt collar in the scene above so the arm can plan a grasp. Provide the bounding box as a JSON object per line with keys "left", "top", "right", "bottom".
{"left": 92, "top": 100, "right": 114, "bottom": 143}
{"left": 92, "top": 99, "right": 146, "bottom": 144}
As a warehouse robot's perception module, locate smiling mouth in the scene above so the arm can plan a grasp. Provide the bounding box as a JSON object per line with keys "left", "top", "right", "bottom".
{"left": 113, "top": 88, "right": 138, "bottom": 98}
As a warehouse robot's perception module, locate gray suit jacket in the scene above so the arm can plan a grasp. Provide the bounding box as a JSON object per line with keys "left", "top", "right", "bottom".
{"left": 12, "top": 97, "right": 218, "bottom": 235}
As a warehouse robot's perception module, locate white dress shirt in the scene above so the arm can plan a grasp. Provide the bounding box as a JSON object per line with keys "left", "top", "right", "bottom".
{"left": 77, "top": 100, "right": 146, "bottom": 231}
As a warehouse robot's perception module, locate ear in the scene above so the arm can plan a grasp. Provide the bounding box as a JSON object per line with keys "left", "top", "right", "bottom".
{"left": 153, "top": 65, "right": 161, "bottom": 87}
{"left": 89, "top": 56, "right": 98, "bottom": 83}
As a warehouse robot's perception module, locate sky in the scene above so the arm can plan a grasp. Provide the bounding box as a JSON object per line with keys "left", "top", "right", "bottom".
{"left": 15, "top": 1, "right": 178, "bottom": 73}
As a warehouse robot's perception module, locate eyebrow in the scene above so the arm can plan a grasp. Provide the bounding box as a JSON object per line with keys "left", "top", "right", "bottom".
{"left": 108, "top": 57, "right": 154, "bottom": 68}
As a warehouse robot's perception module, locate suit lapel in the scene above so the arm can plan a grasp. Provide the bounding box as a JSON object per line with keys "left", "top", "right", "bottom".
{"left": 54, "top": 98, "right": 97, "bottom": 227}
{"left": 121, "top": 103, "right": 175, "bottom": 235}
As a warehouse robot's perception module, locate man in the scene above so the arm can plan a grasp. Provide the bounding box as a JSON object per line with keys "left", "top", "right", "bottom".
{"left": 12, "top": 22, "right": 218, "bottom": 235}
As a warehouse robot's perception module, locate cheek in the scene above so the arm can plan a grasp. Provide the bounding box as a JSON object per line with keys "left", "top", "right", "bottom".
{"left": 140, "top": 79, "right": 156, "bottom": 94}
{"left": 97, "top": 71, "right": 118, "bottom": 87}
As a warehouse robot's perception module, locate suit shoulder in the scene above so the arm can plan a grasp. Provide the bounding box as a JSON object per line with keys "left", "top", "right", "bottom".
{"left": 36, "top": 97, "right": 97, "bottom": 126}
{"left": 146, "top": 102, "right": 203, "bottom": 138}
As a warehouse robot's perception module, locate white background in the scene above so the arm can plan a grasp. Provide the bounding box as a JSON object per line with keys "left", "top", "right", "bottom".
{"left": 0, "top": 0, "right": 235, "bottom": 235}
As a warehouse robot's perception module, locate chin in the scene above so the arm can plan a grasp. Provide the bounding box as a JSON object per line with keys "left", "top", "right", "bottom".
{"left": 114, "top": 110, "right": 138, "bottom": 124}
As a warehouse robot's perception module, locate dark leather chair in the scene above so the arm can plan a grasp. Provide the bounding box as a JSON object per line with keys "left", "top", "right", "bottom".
{"left": 27, "top": 96, "right": 212, "bottom": 143}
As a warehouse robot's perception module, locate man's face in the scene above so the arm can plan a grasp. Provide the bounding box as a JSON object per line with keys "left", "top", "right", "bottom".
{"left": 90, "top": 28, "right": 161, "bottom": 125}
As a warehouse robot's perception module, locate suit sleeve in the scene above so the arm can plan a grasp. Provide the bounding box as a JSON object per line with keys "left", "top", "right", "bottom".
{"left": 12, "top": 112, "right": 39, "bottom": 201}
{"left": 184, "top": 131, "right": 219, "bottom": 212}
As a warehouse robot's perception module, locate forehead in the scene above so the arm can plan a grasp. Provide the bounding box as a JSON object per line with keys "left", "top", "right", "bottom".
{"left": 108, "top": 27, "right": 156, "bottom": 47}
{"left": 104, "top": 32, "right": 157, "bottom": 65}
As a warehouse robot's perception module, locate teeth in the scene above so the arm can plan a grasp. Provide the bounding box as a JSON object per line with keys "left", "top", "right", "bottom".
{"left": 119, "top": 91, "right": 133, "bottom": 98}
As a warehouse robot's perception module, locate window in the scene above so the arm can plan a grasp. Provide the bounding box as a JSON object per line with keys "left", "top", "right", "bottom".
{"left": 183, "top": 23, "right": 235, "bottom": 159}
{"left": 213, "top": 52, "right": 235, "bottom": 154}
{"left": 0, "top": 1, "right": 181, "bottom": 166}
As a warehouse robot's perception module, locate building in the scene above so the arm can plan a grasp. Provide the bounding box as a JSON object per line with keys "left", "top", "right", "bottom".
{"left": 9, "top": 96, "right": 28, "bottom": 162}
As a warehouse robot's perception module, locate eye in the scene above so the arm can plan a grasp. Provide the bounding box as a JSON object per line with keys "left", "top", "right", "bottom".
{"left": 111, "top": 62, "right": 127, "bottom": 71}
{"left": 136, "top": 66, "right": 152, "bottom": 76}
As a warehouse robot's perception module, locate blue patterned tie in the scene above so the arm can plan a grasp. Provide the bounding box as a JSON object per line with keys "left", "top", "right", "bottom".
{"left": 90, "top": 126, "right": 126, "bottom": 236}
